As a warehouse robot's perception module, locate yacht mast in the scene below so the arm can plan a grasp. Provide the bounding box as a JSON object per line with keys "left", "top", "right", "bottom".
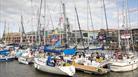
{"left": 102, "top": 0, "right": 109, "bottom": 45}
{"left": 43, "top": 0, "right": 46, "bottom": 45}
{"left": 87, "top": 0, "right": 90, "bottom": 49}
{"left": 20, "top": 15, "right": 25, "bottom": 44}
{"left": 117, "top": 5, "right": 121, "bottom": 48}
{"left": 124, "top": 0, "right": 129, "bottom": 52}
{"left": 37, "top": 0, "right": 43, "bottom": 45}
{"left": 2, "top": 21, "right": 6, "bottom": 43}
{"left": 62, "top": 3, "right": 70, "bottom": 48}
{"left": 75, "top": 6, "right": 86, "bottom": 52}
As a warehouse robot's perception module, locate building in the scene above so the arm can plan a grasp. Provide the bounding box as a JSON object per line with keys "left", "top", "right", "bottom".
{"left": 132, "top": 29, "right": 138, "bottom": 50}
{"left": 2, "top": 32, "right": 36, "bottom": 44}
{"left": 1, "top": 28, "right": 137, "bottom": 50}
{"left": 71, "top": 29, "right": 118, "bottom": 44}
{"left": 2, "top": 32, "right": 21, "bottom": 44}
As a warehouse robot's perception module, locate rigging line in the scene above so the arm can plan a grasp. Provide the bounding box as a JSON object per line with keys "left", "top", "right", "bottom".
{"left": 58, "top": 0, "right": 64, "bottom": 28}
{"left": 87, "top": 0, "right": 94, "bottom": 31}
{"left": 137, "top": 0, "right": 138, "bottom": 26}
{"left": 127, "top": 8, "right": 135, "bottom": 52}
{"left": 71, "top": 0, "right": 78, "bottom": 45}
{"left": 46, "top": 5, "right": 54, "bottom": 30}
{"left": 37, "top": 0, "right": 43, "bottom": 29}
{"left": 50, "top": 2, "right": 60, "bottom": 13}
{"left": 58, "top": 0, "right": 64, "bottom": 46}
{"left": 2, "top": 21, "right": 6, "bottom": 42}
{"left": 126, "top": 1, "right": 135, "bottom": 52}
{"left": 30, "top": 0, "right": 35, "bottom": 32}
{"left": 45, "top": 0, "right": 63, "bottom": 27}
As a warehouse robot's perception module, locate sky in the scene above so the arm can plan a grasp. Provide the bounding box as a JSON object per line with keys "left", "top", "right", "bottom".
{"left": 0, "top": 0, "right": 138, "bottom": 38}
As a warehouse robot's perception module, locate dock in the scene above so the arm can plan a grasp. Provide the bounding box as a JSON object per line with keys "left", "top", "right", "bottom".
{"left": 73, "top": 63, "right": 109, "bottom": 75}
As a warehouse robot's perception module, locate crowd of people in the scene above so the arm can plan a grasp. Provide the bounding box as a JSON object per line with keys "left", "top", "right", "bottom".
{"left": 73, "top": 51, "right": 110, "bottom": 67}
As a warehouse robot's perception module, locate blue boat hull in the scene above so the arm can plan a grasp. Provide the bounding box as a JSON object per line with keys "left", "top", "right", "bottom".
{"left": 0, "top": 57, "right": 15, "bottom": 62}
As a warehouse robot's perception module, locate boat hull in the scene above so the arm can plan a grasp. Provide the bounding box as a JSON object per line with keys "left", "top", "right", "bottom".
{"left": 34, "top": 58, "right": 75, "bottom": 76}
{"left": 110, "top": 59, "right": 138, "bottom": 72}
{"left": 0, "top": 57, "right": 15, "bottom": 62}
{"left": 18, "top": 57, "right": 33, "bottom": 64}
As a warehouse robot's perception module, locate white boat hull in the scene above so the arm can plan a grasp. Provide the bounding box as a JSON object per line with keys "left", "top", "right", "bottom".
{"left": 34, "top": 58, "right": 75, "bottom": 76}
{"left": 18, "top": 57, "right": 33, "bottom": 64}
{"left": 110, "top": 59, "right": 138, "bottom": 72}
{"left": 70, "top": 45, "right": 102, "bottom": 50}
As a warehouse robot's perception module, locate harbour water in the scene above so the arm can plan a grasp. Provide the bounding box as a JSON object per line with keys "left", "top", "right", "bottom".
{"left": 0, "top": 61, "right": 138, "bottom": 77}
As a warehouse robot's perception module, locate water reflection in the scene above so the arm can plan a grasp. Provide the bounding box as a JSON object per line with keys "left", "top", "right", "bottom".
{"left": 0, "top": 61, "right": 138, "bottom": 77}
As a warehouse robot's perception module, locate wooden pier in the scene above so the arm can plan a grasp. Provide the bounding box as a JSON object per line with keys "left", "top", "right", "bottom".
{"left": 73, "top": 63, "right": 109, "bottom": 75}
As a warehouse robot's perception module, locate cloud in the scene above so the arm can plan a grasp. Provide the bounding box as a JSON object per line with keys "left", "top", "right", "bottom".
{"left": 0, "top": 0, "right": 137, "bottom": 38}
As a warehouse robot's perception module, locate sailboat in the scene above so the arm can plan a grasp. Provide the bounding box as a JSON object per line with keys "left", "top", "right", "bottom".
{"left": 34, "top": 45, "right": 76, "bottom": 76}
{"left": 34, "top": 1, "right": 76, "bottom": 76}
{"left": 109, "top": 0, "right": 138, "bottom": 72}
{"left": 109, "top": 51, "right": 138, "bottom": 72}
{"left": 0, "top": 21, "right": 15, "bottom": 62}
{"left": 17, "top": 16, "right": 34, "bottom": 64}
{"left": 72, "top": 0, "right": 109, "bottom": 75}
{"left": 34, "top": 56, "right": 75, "bottom": 76}
{"left": 0, "top": 49, "right": 15, "bottom": 62}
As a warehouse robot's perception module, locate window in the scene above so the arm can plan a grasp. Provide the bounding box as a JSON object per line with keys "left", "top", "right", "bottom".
{"left": 83, "top": 33, "right": 88, "bottom": 37}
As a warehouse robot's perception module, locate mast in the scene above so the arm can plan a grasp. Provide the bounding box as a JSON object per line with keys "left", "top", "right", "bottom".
{"left": 35, "top": 9, "right": 39, "bottom": 45}
{"left": 58, "top": 2, "right": 63, "bottom": 47}
{"left": 30, "top": 0, "right": 35, "bottom": 44}
{"left": 87, "top": 0, "right": 90, "bottom": 49}
{"left": 62, "top": 3, "right": 70, "bottom": 48}
{"left": 37, "top": 0, "right": 43, "bottom": 45}
{"left": 117, "top": 5, "right": 121, "bottom": 48}
{"left": 102, "top": 0, "right": 109, "bottom": 45}
{"left": 2, "top": 21, "right": 6, "bottom": 43}
{"left": 124, "top": 0, "right": 130, "bottom": 52}
{"left": 75, "top": 6, "right": 86, "bottom": 52}
{"left": 7, "top": 24, "right": 10, "bottom": 44}
{"left": 43, "top": 0, "right": 46, "bottom": 45}
{"left": 20, "top": 15, "right": 25, "bottom": 44}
